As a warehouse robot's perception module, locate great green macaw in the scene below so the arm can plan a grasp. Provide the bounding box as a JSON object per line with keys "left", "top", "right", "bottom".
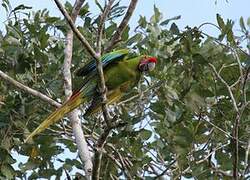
{"left": 25, "top": 49, "right": 157, "bottom": 142}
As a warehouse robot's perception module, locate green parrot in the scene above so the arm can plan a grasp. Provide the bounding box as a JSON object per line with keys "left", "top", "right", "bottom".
{"left": 25, "top": 49, "right": 157, "bottom": 142}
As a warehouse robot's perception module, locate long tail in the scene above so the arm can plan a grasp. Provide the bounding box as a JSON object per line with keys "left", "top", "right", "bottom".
{"left": 24, "top": 91, "right": 85, "bottom": 143}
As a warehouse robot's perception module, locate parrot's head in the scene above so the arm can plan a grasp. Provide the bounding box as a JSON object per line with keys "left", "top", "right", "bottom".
{"left": 138, "top": 56, "right": 157, "bottom": 72}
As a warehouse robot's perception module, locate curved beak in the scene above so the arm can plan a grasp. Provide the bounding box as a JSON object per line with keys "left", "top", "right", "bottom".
{"left": 148, "top": 62, "right": 156, "bottom": 71}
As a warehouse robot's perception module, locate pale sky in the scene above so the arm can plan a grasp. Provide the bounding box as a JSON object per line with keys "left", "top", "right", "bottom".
{"left": 0, "top": 0, "right": 250, "bottom": 36}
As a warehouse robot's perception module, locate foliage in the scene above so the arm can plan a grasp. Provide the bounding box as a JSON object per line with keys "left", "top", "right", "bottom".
{"left": 0, "top": 0, "right": 250, "bottom": 179}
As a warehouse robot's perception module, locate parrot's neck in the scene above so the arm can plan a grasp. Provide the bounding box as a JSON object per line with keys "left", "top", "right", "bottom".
{"left": 125, "top": 56, "right": 143, "bottom": 71}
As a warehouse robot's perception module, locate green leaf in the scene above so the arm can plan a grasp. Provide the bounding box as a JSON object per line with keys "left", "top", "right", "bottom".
{"left": 1, "top": 164, "right": 15, "bottom": 179}
{"left": 192, "top": 53, "right": 208, "bottom": 65}
{"left": 127, "top": 34, "right": 143, "bottom": 46}
{"left": 170, "top": 23, "right": 179, "bottom": 35}
{"left": 5, "top": 36, "right": 21, "bottom": 46}
{"left": 139, "top": 129, "right": 152, "bottom": 140}
{"left": 239, "top": 16, "right": 246, "bottom": 32}
{"left": 11, "top": 4, "right": 32, "bottom": 13}
{"left": 64, "top": 1, "right": 73, "bottom": 13}
{"left": 160, "top": 15, "right": 181, "bottom": 26}
{"left": 79, "top": 3, "right": 89, "bottom": 17}
{"left": 138, "top": 15, "right": 147, "bottom": 28}
{"left": 95, "top": 0, "right": 104, "bottom": 12}
{"left": 216, "top": 14, "right": 225, "bottom": 30}
{"left": 247, "top": 17, "right": 250, "bottom": 26}
{"left": 121, "top": 26, "right": 130, "bottom": 41}
{"left": 39, "top": 28, "right": 49, "bottom": 49}
{"left": 45, "top": 17, "right": 60, "bottom": 24}
{"left": 105, "top": 23, "right": 117, "bottom": 37}
{"left": 84, "top": 16, "right": 91, "bottom": 28}
{"left": 109, "top": 5, "right": 127, "bottom": 20}
{"left": 150, "top": 5, "right": 162, "bottom": 24}
{"left": 1, "top": 0, "right": 11, "bottom": 13}
{"left": 226, "top": 28, "right": 235, "bottom": 45}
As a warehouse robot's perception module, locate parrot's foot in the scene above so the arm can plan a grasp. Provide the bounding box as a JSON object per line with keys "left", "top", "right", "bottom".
{"left": 97, "top": 86, "right": 109, "bottom": 104}
{"left": 97, "top": 86, "right": 108, "bottom": 95}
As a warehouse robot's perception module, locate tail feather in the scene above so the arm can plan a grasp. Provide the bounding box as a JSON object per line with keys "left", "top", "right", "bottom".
{"left": 24, "top": 92, "right": 85, "bottom": 143}
{"left": 84, "top": 89, "right": 123, "bottom": 116}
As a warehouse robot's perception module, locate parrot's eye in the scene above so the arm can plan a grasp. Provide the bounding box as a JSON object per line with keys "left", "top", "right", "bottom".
{"left": 139, "top": 57, "right": 157, "bottom": 72}
{"left": 138, "top": 61, "right": 156, "bottom": 72}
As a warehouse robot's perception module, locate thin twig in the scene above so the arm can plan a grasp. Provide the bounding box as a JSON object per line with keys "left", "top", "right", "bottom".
{"left": 200, "top": 115, "right": 246, "bottom": 145}
{"left": 92, "top": 117, "right": 122, "bottom": 180}
{"left": 195, "top": 143, "right": 230, "bottom": 164}
{"left": 153, "top": 160, "right": 176, "bottom": 179}
{"left": 242, "top": 65, "right": 250, "bottom": 103}
{"left": 243, "top": 139, "right": 250, "bottom": 176}
{"left": 209, "top": 63, "right": 239, "bottom": 112}
{"left": 105, "top": 0, "right": 138, "bottom": 52}
{"left": 200, "top": 31, "right": 250, "bottom": 60}
{"left": 233, "top": 114, "right": 240, "bottom": 179}
{"left": 92, "top": 127, "right": 112, "bottom": 180}
{"left": 54, "top": 0, "right": 99, "bottom": 60}
{"left": 209, "top": 63, "right": 241, "bottom": 179}
{"left": 96, "top": 0, "right": 115, "bottom": 54}
{"left": 108, "top": 144, "right": 133, "bottom": 179}
{"left": 211, "top": 166, "right": 233, "bottom": 177}
{"left": 0, "top": 70, "right": 61, "bottom": 107}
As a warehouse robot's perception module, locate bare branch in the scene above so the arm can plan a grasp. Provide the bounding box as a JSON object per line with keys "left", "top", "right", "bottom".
{"left": 92, "top": 127, "right": 112, "bottom": 180}
{"left": 208, "top": 63, "right": 241, "bottom": 179}
{"left": 153, "top": 161, "right": 176, "bottom": 179}
{"left": 54, "top": 0, "right": 99, "bottom": 60}
{"left": 108, "top": 144, "right": 133, "bottom": 179}
{"left": 242, "top": 65, "right": 250, "bottom": 103}
{"left": 211, "top": 166, "right": 233, "bottom": 177}
{"left": 0, "top": 70, "right": 61, "bottom": 107}
{"left": 97, "top": 0, "right": 115, "bottom": 53}
{"left": 62, "top": 0, "right": 93, "bottom": 177}
{"left": 71, "top": 0, "right": 85, "bottom": 22}
{"left": 69, "top": 110, "right": 93, "bottom": 176}
{"left": 209, "top": 63, "right": 239, "bottom": 112}
{"left": 92, "top": 117, "right": 123, "bottom": 180}
{"left": 105, "top": 0, "right": 138, "bottom": 52}
{"left": 243, "top": 139, "right": 250, "bottom": 176}
{"left": 63, "top": 0, "right": 84, "bottom": 98}
{"left": 53, "top": 0, "right": 110, "bottom": 125}
{"left": 232, "top": 114, "right": 240, "bottom": 179}
{"left": 199, "top": 115, "right": 246, "bottom": 145}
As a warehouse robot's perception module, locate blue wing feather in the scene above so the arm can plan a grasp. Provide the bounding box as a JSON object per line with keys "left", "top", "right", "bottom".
{"left": 76, "top": 49, "right": 129, "bottom": 76}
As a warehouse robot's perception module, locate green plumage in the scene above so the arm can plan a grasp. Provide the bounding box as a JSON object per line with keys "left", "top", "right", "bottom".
{"left": 25, "top": 49, "right": 152, "bottom": 142}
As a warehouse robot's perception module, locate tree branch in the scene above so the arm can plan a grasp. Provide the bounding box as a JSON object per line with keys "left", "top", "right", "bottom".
{"left": 209, "top": 63, "right": 239, "bottom": 112}
{"left": 105, "top": 0, "right": 138, "bottom": 52}
{"left": 0, "top": 70, "right": 61, "bottom": 107}
{"left": 53, "top": 0, "right": 114, "bottom": 178}
{"left": 242, "top": 65, "right": 250, "bottom": 103}
{"left": 54, "top": 0, "right": 99, "bottom": 60}
{"left": 243, "top": 139, "right": 250, "bottom": 176}
{"left": 209, "top": 63, "right": 241, "bottom": 179}
{"left": 92, "top": 126, "right": 112, "bottom": 180}
{"left": 92, "top": 117, "right": 122, "bottom": 180}
{"left": 96, "top": 0, "right": 115, "bottom": 54}
{"left": 53, "top": 0, "right": 109, "bottom": 126}
{"left": 62, "top": 0, "right": 93, "bottom": 177}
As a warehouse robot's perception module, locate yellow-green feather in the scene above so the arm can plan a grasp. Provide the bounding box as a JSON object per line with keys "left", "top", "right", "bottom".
{"left": 25, "top": 53, "right": 143, "bottom": 142}
{"left": 85, "top": 56, "right": 143, "bottom": 115}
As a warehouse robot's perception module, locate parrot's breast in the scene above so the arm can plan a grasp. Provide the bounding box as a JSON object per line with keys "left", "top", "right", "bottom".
{"left": 104, "top": 61, "right": 140, "bottom": 93}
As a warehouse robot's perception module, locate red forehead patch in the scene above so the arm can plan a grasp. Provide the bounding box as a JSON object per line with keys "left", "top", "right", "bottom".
{"left": 148, "top": 57, "right": 157, "bottom": 63}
